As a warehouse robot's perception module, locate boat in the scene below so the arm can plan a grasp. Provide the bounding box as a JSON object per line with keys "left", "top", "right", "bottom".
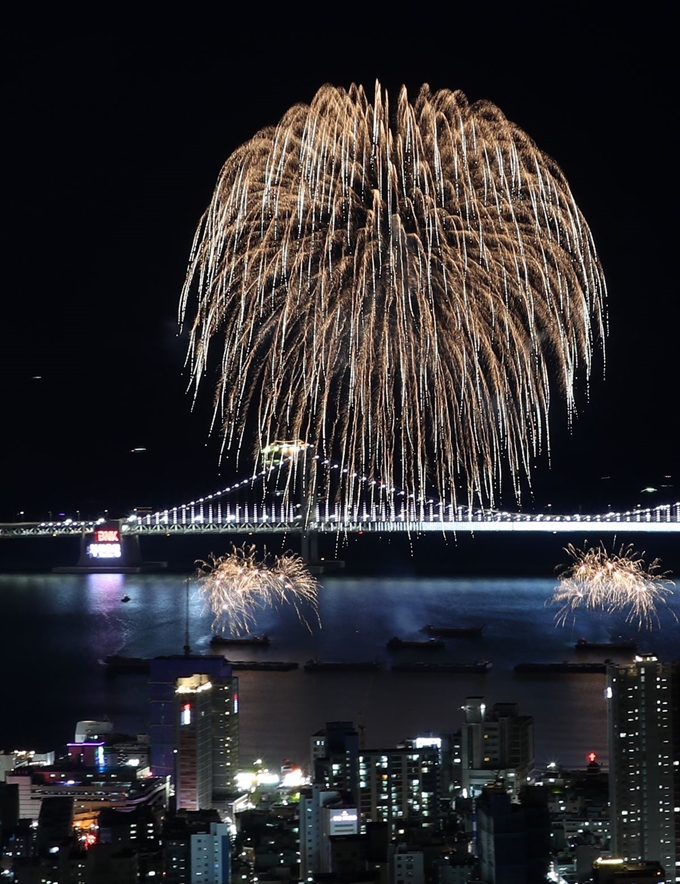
{"left": 574, "top": 638, "right": 637, "bottom": 653}
{"left": 103, "top": 655, "right": 150, "bottom": 674}
{"left": 422, "top": 624, "right": 484, "bottom": 638}
{"left": 514, "top": 662, "right": 607, "bottom": 674}
{"left": 303, "top": 660, "right": 381, "bottom": 672}
{"left": 391, "top": 660, "right": 492, "bottom": 673}
{"left": 229, "top": 661, "right": 298, "bottom": 671}
{"left": 210, "top": 633, "right": 271, "bottom": 648}
{"left": 121, "top": 595, "right": 131, "bottom": 603}
{"left": 386, "top": 637, "right": 445, "bottom": 651}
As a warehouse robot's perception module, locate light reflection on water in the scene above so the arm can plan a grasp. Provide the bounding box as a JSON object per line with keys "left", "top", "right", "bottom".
{"left": 1, "top": 573, "right": 678, "bottom": 770}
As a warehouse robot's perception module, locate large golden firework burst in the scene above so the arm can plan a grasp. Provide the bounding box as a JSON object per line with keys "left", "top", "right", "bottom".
{"left": 180, "top": 82, "right": 606, "bottom": 510}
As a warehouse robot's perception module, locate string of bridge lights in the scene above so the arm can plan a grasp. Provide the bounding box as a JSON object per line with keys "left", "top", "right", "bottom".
{"left": 124, "top": 458, "right": 679, "bottom": 528}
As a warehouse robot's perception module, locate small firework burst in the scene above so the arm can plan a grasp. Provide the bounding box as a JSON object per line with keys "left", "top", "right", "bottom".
{"left": 196, "top": 543, "right": 320, "bottom": 635}
{"left": 551, "top": 542, "right": 676, "bottom": 629}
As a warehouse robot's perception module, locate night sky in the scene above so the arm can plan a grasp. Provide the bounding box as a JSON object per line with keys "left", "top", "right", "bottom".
{"left": 2, "top": 13, "right": 677, "bottom": 523}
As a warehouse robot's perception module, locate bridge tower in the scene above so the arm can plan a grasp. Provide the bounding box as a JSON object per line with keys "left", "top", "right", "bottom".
{"left": 53, "top": 521, "right": 166, "bottom": 573}
{"left": 261, "top": 441, "right": 332, "bottom": 572}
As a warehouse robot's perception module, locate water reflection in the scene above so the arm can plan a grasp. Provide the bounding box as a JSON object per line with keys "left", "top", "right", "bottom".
{"left": 0, "top": 572, "right": 678, "bottom": 768}
{"left": 84, "top": 573, "right": 126, "bottom": 613}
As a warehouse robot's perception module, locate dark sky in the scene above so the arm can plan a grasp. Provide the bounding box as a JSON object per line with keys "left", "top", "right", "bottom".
{"left": 2, "top": 13, "right": 676, "bottom": 522}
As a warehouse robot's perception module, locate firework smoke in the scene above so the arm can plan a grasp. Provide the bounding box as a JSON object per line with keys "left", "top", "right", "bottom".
{"left": 197, "top": 544, "right": 320, "bottom": 635}
{"left": 180, "top": 82, "right": 606, "bottom": 510}
{"left": 551, "top": 542, "right": 676, "bottom": 629}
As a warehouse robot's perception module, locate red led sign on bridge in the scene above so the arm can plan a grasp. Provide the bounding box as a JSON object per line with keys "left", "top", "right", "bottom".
{"left": 95, "top": 529, "right": 120, "bottom": 543}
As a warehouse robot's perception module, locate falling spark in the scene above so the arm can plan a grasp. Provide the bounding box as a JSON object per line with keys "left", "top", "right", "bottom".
{"left": 179, "top": 82, "right": 606, "bottom": 510}
{"left": 196, "top": 543, "right": 320, "bottom": 635}
{"left": 551, "top": 542, "right": 676, "bottom": 629}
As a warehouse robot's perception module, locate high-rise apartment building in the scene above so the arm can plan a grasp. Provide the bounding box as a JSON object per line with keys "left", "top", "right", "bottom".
{"left": 357, "top": 745, "right": 441, "bottom": 834}
{"left": 299, "top": 784, "right": 359, "bottom": 880}
{"left": 149, "top": 655, "right": 239, "bottom": 808}
{"left": 606, "top": 655, "right": 679, "bottom": 879}
{"left": 163, "top": 809, "right": 230, "bottom": 884}
{"left": 476, "top": 785, "right": 551, "bottom": 883}
{"left": 311, "top": 721, "right": 360, "bottom": 801}
{"left": 461, "top": 697, "right": 534, "bottom": 796}
{"left": 310, "top": 723, "right": 442, "bottom": 836}
{"left": 176, "top": 675, "right": 214, "bottom": 811}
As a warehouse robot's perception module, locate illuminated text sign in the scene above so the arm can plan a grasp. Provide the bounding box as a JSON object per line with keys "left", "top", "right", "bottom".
{"left": 87, "top": 543, "right": 122, "bottom": 559}
{"left": 95, "top": 529, "right": 120, "bottom": 543}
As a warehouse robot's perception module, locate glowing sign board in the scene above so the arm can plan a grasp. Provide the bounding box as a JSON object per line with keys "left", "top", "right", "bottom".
{"left": 328, "top": 807, "right": 358, "bottom": 836}
{"left": 95, "top": 529, "right": 120, "bottom": 543}
{"left": 87, "top": 523, "right": 123, "bottom": 559}
{"left": 414, "top": 736, "right": 442, "bottom": 749}
{"left": 87, "top": 543, "right": 122, "bottom": 559}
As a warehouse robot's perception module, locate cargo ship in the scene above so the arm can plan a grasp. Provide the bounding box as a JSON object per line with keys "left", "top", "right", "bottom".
{"left": 386, "top": 637, "right": 445, "bottom": 651}
{"left": 210, "top": 633, "right": 271, "bottom": 648}
{"left": 304, "top": 660, "right": 381, "bottom": 672}
{"left": 514, "top": 662, "right": 607, "bottom": 674}
{"left": 229, "top": 660, "right": 298, "bottom": 671}
{"left": 422, "top": 624, "right": 484, "bottom": 638}
{"left": 391, "top": 660, "right": 491, "bottom": 673}
{"left": 574, "top": 638, "right": 637, "bottom": 653}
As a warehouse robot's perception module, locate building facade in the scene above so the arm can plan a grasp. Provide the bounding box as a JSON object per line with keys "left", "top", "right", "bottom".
{"left": 461, "top": 698, "right": 533, "bottom": 796}
{"left": 149, "top": 655, "right": 239, "bottom": 806}
{"left": 299, "top": 784, "right": 359, "bottom": 880}
{"left": 607, "top": 656, "right": 679, "bottom": 878}
{"left": 358, "top": 746, "right": 441, "bottom": 834}
{"left": 176, "top": 675, "right": 214, "bottom": 811}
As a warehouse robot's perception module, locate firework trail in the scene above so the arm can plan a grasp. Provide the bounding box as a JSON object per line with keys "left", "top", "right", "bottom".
{"left": 180, "top": 82, "right": 606, "bottom": 510}
{"left": 197, "top": 544, "right": 320, "bottom": 635}
{"left": 551, "top": 542, "right": 676, "bottom": 629}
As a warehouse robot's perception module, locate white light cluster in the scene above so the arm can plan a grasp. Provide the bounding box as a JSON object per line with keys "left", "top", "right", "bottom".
{"left": 87, "top": 543, "right": 122, "bottom": 559}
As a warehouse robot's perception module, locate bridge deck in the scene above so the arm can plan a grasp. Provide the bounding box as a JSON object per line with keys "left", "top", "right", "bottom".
{"left": 2, "top": 511, "right": 679, "bottom": 538}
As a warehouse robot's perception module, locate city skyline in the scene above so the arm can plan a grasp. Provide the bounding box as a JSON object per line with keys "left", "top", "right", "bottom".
{"left": 2, "top": 15, "right": 677, "bottom": 524}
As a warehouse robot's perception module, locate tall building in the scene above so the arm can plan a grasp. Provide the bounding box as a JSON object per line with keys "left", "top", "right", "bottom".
{"left": 461, "top": 697, "right": 533, "bottom": 796}
{"left": 149, "top": 655, "right": 239, "bottom": 807}
{"left": 476, "top": 785, "right": 551, "bottom": 883}
{"left": 357, "top": 745, "right": 441, "bottom": 834}
{"left": 163, "top": 809, "right": 230, "bottom": 884}
{"left": 606, "top": 655, "right": 679, "bottom": 878}
{"left": 311, "top": 721, "right": 360, "bottom": 801}
{"left": 299, "top": 784, "right": 358, "bottom": 880}
{"left": 176, "top": 675, "right": 214, "bottom": 811}
{"left": 310, "top": 723, "right": 442, "bottom": 836}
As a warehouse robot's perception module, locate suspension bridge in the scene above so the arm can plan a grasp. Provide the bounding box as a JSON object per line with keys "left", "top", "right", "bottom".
{"left": 2, "top": 457, "right": 678, "bottom": 539}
